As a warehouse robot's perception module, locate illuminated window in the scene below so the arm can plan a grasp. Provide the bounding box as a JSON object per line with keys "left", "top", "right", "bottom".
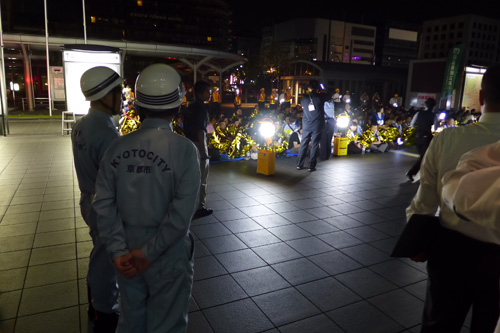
{"left": 137, "top": 0, "right": 143, "bottom": 6}
{"left": 91, "top": 16, "right": 96, "bottom": 23}
{"left": 207, "top": 36, "right": 212, "bottom": 42}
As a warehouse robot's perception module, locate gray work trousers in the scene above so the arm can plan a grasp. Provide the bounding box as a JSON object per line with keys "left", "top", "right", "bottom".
{"left": 80, "top": 193, "right": 119, "bottom": 313}
{"left": 117, "top": 228, "right": 195, "bottom": 333}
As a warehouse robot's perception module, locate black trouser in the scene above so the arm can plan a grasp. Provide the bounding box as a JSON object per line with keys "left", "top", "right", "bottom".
{"left": 319, "top": 119, "right": 335, "bottom": 160}
{"left": 297, "top": 128, "right": 321, "bottom": 169}
{"left": 422, "top": 227, "right": 500, "bottom": 332}
{"left": 347, "top": 141, "right": 362, "bottom": 154}
{"left": 407, "top": 134, "right": 432, "bottom": 176}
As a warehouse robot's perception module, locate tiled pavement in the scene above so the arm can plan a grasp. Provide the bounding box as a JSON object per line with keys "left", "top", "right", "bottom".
{"left": 0, "top": 119, "right": 472, "bottom": 333}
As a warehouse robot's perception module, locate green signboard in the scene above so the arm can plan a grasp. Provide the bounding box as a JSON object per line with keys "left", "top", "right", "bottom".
{"left": 441, "top": 44, "right": 465, "bottom": 97}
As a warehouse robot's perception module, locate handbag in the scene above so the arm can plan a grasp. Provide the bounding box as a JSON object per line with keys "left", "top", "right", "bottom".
{"left": 390, "top": 214, "right": 441, "bottom": 258}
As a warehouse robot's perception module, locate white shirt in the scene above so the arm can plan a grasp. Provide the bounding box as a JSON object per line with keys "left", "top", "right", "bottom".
{"left": 406, "top": 112, "right": 500, "bottom": 245}
{"left": 93, "top": 117, "right": 201, "bottom": 262}
{"left": 442, "top": 142, "right": 500, "bottom": 232}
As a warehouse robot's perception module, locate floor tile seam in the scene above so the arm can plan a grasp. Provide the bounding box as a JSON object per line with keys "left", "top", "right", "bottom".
{"left": 0, "top": 174, "right": 28, "bottom": 225}
{"left": 30, "top": 238, "right": 79, "bottom": 250}
{"left": 13, "top": 304, "right": 82, "bottom": 322}
{"left": 292, "top": 220, "right": 340, "bottom": 236}
{"left": 342, "top": 225, "right": 395, "bottom": 242}
{"left": 310, "top": 228, "right": 373, "bottom": 249}
{"left": 250, "top": 284, "right": 325, "bottom": 328}
{"left": 21, "top": 274, "right": 80, "bottom": 291}
{"left": 232, "top": 233, "right": 283, "bottom": 248}
{"left": 12, "top": 207, "right": 44, "bottom": 330}
{"left": 232, "top": 255, "right": 330, "bottom": 290}
{"left": 211, "top": 247, "right": 331, "bottom": 278}
{"left": 191, "top": 309, "right": 217, "bottom": 332}
{"left": 391, "top": 279, "right": 430, "bottom": 295}
{"left": 272, "top": 313, "right": 346, "bottom": 332}
{"left": 364, "top": 263, "right": 429, "bottom": 288}
{"left": 283, "top": 236, "right": 337, "bottom": 257}
{"left": 366, "top": 218, "right": 406, "bottom": 237}
{"left": 335, "top": 243, "right": 394, "bottom": 266}
{"left": 266, "top": 228, "right": 314, "bottom": 242}
{"left": 196, "top": 284, "right": 325, "bottom": 330}
{"left": 269, "top": 259, "right": 333, "bottom": 287}
{"left": 333, "top": 266, "right": 402, "bottom": 301}
{"left": 396, "top": 258, "right": 428, "bottom": 274}
{"left": 364, "top": 288, "right": 424, "bottom": 328}
{"left": 323, "top": 300, "right": 406, "bottom": 332}
{"left": 197, "top": 297, "right": 277, "bottom": 332}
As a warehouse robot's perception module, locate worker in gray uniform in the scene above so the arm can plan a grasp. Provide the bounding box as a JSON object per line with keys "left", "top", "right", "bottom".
{"left": 71, "top": 66, "right": 122, "bottom": 332}
{"left": 93, "top": 63, "right": 200, "bottom": 332}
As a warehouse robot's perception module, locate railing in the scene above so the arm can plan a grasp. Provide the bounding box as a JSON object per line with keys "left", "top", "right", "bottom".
{"left": 21, "top": 98, "right": 50, "bottom": 111}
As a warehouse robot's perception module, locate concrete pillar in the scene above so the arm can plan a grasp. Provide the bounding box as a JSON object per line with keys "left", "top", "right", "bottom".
{"left": 20, "top": 44, "right": 35, "bottom": 111}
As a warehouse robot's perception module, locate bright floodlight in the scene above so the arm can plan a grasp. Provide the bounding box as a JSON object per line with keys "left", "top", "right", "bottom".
{"left": 439, "top": 112, "right": 446, "bottom": 120}
{"left": 259, "top": 118, "right": 275, "bottom": 138}
{"left": 393, "top": 103, "right": 398, "bottom": 108}
{"left": 337, "top": 115, "right": 350, "bottom": 128}
{"left": 345, "top": 98, "right": 351, "bottom": 104}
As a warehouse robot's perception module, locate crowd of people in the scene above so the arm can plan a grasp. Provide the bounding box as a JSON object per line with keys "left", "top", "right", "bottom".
{"left": 148, "top": 85, "right": 478, "bottom": 163}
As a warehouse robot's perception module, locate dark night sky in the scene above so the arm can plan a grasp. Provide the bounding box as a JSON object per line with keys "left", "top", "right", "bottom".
{"left": 228, "top": 0, "right": 499, "bottom": 36}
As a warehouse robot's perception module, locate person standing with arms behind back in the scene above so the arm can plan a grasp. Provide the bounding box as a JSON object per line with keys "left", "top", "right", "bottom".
{"left": 183, "top": 80, "right": 214, "bottom": 218}
{"left": 406, "top": 65, "right": 500, "bottom": 333}
{"left": 93, "top": 63, "right": 200, "bottom": 332}
{"left": 296, "top": 80, "right": 325, "bottom": 172}
{"left": 72, "top": 66, "right": 122, "bottom": 332}
{"left": 405, "top": 98, "right": 437, "bottom": 182}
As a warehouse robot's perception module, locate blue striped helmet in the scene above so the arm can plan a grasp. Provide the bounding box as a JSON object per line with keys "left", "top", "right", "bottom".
{"left": 135, "top": 64, "right": 185, "bottom": 110}
{"left": 80, "top": 66, "right": 122, "bottom": 101}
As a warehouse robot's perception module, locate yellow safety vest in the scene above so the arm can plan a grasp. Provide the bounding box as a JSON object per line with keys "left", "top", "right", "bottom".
{"left": 259, "top": 92, "right": 266, "bottom": 102}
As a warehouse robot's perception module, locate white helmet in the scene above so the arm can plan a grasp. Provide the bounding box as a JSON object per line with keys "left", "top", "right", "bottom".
{"left": 135, "top": 63, "right": 185, "bottom": 110}
{"left": 80, "top": 66, "right": 122, "bottom": 101}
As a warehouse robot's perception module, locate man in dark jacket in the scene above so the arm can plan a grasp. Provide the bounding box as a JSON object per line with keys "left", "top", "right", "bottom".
{"left": 183, "top": 80, "right": 213, "bottom": 218}
{"left": 296, "top": 80, "right": 325, "bottom": 172}
{"left": 406, "top": 98, "right": 437, "bottom": 181}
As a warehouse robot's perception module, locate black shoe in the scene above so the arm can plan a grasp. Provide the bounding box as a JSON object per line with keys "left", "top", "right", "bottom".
{"left": 308, "top": 167, "right": 316, "bottom": 172}
{"left": 93, "top": 311, "right": 119, "bottom": 333}
{"left": 193, "top": 207, "right": 213, "bottom": 219}
{"left": 296, "top": 166, "right": 304, "bottom": 170}
{"left": 406, "top": 173, "right": 414, "bottom": 182}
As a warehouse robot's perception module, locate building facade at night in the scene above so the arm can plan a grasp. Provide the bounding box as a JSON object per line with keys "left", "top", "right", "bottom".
{"left": 375, "top": 24, "right": 420, "bottom": 68}
{"left": 266, "top": 18, "right": 377, "bottom": 65}
{"left": 2, "top": 0, "right": 233, "bottom": 51}
{"left": 261, "top": 18, "right": 409, "bottom": 106}
{"left": 419, "top": 14, "right": 500, "bottom": 67}
{"left": 0, "top": 0, "right": 240, "bottom": 108}
{"left": 405, "top": 14, "right": 500, "bottom": 111}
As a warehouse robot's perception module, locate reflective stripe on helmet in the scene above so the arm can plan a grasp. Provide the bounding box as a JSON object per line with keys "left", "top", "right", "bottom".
{"left": 136, "top": 87, "right": 181, "bottom": 107}
{"left": 82, "top": 72, "right": 121, "bottom": 99}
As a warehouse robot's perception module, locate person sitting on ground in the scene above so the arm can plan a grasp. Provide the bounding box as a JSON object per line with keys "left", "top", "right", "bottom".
{"left": 346, "top": 121, "right": 363, "bottom": 154}
{"left": 444, "top": 116, "right": 457, "bottom": 128}
{"left": 288, "top": 127, "right": 303, "bottom": 155}
{"left": 365, "top": 124, "right": 388, "bottom": 153}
